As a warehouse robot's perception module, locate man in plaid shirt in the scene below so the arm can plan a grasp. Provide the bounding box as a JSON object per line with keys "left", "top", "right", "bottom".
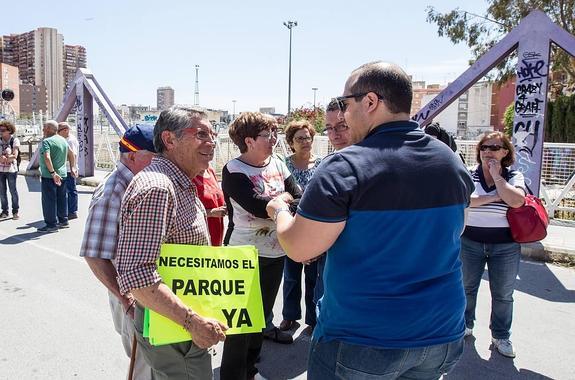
{"left": 116, "top": 107, "right": 227, "bottom": 379}
{"left": 80, "top": 124, "right": 156, "bottom": 379}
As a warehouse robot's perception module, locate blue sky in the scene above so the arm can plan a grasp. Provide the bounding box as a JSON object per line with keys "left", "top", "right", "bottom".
{"left": 3, "top": 0, "right": 490, "bottom": 114}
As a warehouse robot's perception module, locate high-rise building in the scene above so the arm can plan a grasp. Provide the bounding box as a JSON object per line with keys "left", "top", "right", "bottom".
{"left": 157, "top": 86, "right": 175, "bottom": 111}
{"left": 0, "top": 62, "right": 20, "bottom": 117}
{"left": 1, "top": 27, "right": 87, "bottom": 117}
{"left": 19, "top": 84, "right": 47, "bottom": 116}
{"left": 64, "top": 44, "right": 87, "bottom": 91}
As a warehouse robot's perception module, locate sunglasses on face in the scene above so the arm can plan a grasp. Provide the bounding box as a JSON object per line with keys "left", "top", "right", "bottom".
{"left": 480, "top": 144, "right": 505, "bottom": 152}
{"left": 294, "top": 136, "right": 312, "bottom": 143}
{"left": 324, "top": 124, "right": 349, "bottom": 134}
{"left": 332, "top": 92, "right": 384, "bottom": 112}
{"left": 257, "top": 129, "right": 278, "bottom": 141}
{"left": 0, "top": 129, "right": 7, "bottom": 133}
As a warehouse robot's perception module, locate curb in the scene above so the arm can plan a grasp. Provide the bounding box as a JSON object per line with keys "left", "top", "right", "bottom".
{"left": 521, "top": 242, "right": 575, "bottom": 266}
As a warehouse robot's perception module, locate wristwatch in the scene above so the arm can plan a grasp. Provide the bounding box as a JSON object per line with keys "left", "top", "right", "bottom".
{"left": 49, "top": 171, "right": 55, "bottom": 175}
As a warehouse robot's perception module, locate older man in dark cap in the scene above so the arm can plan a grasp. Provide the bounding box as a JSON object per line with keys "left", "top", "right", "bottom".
{"left": 80, "top": 124, "right": 157, "bottom": 380}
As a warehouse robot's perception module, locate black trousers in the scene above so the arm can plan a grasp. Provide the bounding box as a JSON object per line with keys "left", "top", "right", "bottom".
{"left": 220, "top": 256, "right": 284, "bottom": 380}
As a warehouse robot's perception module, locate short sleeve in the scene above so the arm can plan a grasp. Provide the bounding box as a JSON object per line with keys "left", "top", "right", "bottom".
{"left": 509, "top": 170, "right": 526, "bottom": 192}
{"left": 40, "top": 139, "right": 50, "bottom": 154}
{"left": 297, "top": 153, "right": 358, "bottom": 223}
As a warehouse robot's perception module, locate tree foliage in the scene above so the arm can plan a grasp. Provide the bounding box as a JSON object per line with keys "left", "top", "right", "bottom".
{"left": 503, "top": 103, "right": 515, "bottom": 137}
{"left": 285, "top": 106, "right": 326, "bottom": 133}
{"left": 546, "top": 94, "right": 575, "bottom": 142}
{"left": 426, "top": 1, "right": 575, "bottom": 91}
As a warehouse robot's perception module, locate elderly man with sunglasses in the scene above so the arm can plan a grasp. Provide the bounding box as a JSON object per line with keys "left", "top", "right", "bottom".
{"left": 115, "top": 107, "right": 227, "bottom": 379}
{"left": 267, "top": 61, "right": 474, "bottom": 380}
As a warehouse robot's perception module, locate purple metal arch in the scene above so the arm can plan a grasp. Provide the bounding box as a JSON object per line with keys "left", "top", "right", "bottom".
{"left": 413, "top": 10, "right": 575, "bottom": 196}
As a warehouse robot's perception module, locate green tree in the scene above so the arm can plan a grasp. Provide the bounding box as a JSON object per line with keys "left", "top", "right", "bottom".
{"left": 426, "top": 1, "right": 575, "bottom": 90}
{"left": 286, "top": 106, "right": 326, "bottom": 133}
{"left": 503, "top": 103, "right": 515, "bottom": 137}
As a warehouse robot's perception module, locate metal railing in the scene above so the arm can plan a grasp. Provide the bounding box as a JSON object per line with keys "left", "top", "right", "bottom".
{"left": 88, "top": 133, "right": 575, "bottom": 221}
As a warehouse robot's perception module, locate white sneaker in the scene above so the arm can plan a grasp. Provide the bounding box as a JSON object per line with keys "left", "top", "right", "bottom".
{"left": 492, "top": 338, "right": 516, "bottom": 358}
{"left": 464, "top": 327, "right": 473, "bottom": 337}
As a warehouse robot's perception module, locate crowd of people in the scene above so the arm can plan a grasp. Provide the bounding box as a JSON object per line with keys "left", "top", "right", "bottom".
{"left": 2, "top": 60, "right": 528, "bottom": 380}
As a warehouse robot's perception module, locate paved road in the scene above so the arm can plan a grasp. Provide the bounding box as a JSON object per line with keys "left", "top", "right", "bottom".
{"left": 1, "top": 175, "right": 574, "bottom": 379}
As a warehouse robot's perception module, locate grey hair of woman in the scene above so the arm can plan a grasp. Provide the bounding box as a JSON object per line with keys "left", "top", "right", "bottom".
{"left": 153, "top": 106, "right": 208, "bottom": 153}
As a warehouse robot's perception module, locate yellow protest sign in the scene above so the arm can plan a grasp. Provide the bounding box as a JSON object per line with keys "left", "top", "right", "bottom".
{"left": 146, "top": 244, "right": 264, "bottom": 346}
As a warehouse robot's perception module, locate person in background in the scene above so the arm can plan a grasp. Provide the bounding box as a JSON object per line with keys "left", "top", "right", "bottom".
{"left": 80, "top": 124, "right": 156, "bottom": 380}
{"left": 279, "top": 120, "right": 322, "bottom": 334}
{"left": 461, "top": 131, "right": 526, "bottom": 359}
{"left": 192, "top": 166, "right": 226, "bottom": 246}
{"left": 220, "top": 112, "right": 301, "bottom": 380}
{"left": 57, "top": 122, "right": 79, "bottom": 219}
{"left": 37, "top": 120, "right": 77, "bottom": 233}
{"left": 425, "top": 122, "right": 465, "bottom": 163}
{"left": 0, "top": 120, "right": 20, "bottom": 220}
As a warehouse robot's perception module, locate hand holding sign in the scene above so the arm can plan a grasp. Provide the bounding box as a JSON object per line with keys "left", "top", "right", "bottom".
{"left": 184, "top": 311, "right": 228, "bottom": 349}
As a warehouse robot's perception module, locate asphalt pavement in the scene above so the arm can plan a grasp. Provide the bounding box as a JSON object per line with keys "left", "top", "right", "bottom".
{"left": 0, "top": 175, "right": 574, "bottom": 379}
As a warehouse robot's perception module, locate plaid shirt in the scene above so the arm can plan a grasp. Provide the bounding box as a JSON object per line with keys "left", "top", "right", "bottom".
{"left": 116, "top": 156, "right": 209, "bottom": 295}
{"left": 79, "top": 162, "right": 133, "bottom": 260}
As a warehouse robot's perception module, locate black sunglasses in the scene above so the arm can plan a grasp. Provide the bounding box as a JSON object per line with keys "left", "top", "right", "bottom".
{"left": 332, "top": 92, "right": 383, "bottom": 112}
{"left": 480, "top": 144, "right": 505, "bottom": 152}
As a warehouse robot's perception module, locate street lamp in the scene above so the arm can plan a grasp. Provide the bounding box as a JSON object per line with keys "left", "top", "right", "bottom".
{"left": 232, "top": 100, "right": 236, "bottom": 120}
{"left": 283, "top": 20, "right": 297, "bottom": 116}
{"left": 312, "top": 87, "right": 318, "bottom": 109}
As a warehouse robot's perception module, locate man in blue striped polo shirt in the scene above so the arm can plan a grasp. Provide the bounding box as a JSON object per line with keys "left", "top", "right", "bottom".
{"left": 267, "top": 61, "right": 474, "bottom": 379}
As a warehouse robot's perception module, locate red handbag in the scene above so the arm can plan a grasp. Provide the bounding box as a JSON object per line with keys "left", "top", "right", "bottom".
{"left": 506, "top": 195, "right": 549, "bottom": 243}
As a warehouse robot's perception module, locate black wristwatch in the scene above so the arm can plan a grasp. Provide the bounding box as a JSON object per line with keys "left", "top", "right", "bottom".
{"left": 49, "top": 171, "right": 55, "bottom": 175}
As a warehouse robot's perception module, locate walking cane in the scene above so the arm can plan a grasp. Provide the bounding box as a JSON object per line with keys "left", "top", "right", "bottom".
{"left": 128, "top": 335, "right": 138, "bottom": 380}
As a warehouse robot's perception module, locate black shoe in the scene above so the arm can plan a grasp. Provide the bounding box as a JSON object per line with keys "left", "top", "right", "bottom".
{"left": 68, "top": 213, "right": 78, "bottom": 220}
{"left": 0, "top": 211, "right": 9, "bottom": 219}
{"left": 58, "top": 222, "right": 70, "bottom": 229}
{"left": 38, "top": 225, "right": 59, "bottom": 233}
{"left": 262, "top": 327, "right": 293, "bottom": 344}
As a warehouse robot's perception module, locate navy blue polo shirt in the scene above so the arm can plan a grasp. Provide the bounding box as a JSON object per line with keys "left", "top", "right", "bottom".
{"left": 298, "top": 120, "right": 474, "bottom": 348}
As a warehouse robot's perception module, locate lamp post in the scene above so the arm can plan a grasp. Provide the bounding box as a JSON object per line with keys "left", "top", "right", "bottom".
{"left": 312, "top": 87, "right": 318, "bottom": 109}
{"left": 232, "top": 100, "right": 236, "bottom": 121}
{"left": 283, "top": 20, "right": 297, "bottom": 116}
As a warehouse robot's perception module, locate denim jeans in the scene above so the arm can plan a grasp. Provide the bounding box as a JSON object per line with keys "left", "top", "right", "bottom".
{"left": 460, "top": 236, "right": 521, "bottom": 340}
{"left": 0, "top": 172, "right": 19, "bottom": 214}
{"left": 308, "top": 338, "right": 464, "bottom": 380}
{"left": 41, "top": 177, "right": 68, "bottom": 227}
{"left": 65, "top": 173, "right": 78, "bottom": 214}
{"left": 282, "top": 256, "right": 317, "bottom": 325}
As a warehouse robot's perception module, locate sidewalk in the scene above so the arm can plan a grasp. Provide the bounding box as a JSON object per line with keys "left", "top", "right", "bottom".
{"left": 19, "top": 160, "right": 575, "bottom": 265}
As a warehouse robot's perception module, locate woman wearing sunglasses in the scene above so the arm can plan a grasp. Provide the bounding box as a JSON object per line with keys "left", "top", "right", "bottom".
{"left": 279, "top": 120, "right": 322, "bottom": 334}
{"left": 461, "top": 131, "right": 526, "bottom": 359}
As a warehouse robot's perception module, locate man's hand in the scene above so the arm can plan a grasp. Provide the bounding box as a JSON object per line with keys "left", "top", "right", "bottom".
{"left": 278, "top": 192, "right": 294, "bottom": 204}
{"left": 52, "top": 173, "right": 62, "bottom": 186}
{"left": 71, "top": 167, "right": 78, "bottom": 178}
{"left": 186, "top": 313, "right": 228, "bottom": 349}
{"left": 267, "top": 197, "right": 290, "bottom": 220}
{"left": 120, "top": 293, "right": 136, "bottom": 319}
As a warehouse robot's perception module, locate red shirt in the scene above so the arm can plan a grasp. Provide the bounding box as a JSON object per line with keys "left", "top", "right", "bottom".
{"left": 192, "top": 167, "right": 225, "bottom": 246}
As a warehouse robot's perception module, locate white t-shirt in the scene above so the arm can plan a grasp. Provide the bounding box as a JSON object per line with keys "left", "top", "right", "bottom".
{"left": 0, "top": 136, "right": 20, "bottom": 173}
{"left": 65, "top": 134, "right": 79, "bottom": 172}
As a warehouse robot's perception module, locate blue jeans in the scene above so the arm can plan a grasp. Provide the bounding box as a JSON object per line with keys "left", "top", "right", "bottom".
{"left": 308, "top": 338, "right": 464, "bottom": 379}
{"left": 460, "top": 236, "right": 520, "bottom": 339}
{"left": 41, "top": 177, "right": 68, "bottom": 227}
{"left": 0, "top": 172, "right": 19, "bottom": 214}
{"left": 65, "top": 173, "right": 78, "bottom": 214}
{"left": 282, "top": 256, "right": 317, "bottom": 325}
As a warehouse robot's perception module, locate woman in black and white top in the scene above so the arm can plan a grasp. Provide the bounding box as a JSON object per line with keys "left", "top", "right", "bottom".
{"left": 461, "top": 131, "right": 526, "bottom": 359}
{"left": 220, "top": 112, "right": 301, "bottom": 380}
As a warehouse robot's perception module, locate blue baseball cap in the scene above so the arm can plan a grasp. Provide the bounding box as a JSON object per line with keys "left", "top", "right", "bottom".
{"left": 119, "top": 124, "right": 156, "bottom": 153}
